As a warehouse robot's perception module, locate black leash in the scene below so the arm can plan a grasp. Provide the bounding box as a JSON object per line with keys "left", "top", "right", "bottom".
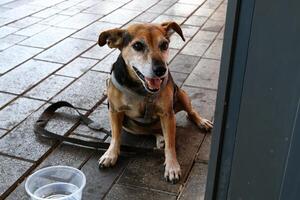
{"left": 34, "top": 101, "right": 162, "bottom": 155}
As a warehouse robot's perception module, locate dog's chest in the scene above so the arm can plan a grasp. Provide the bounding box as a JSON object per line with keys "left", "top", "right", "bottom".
{"left": 119, "top": 94, "right": 160, "bottom": 120}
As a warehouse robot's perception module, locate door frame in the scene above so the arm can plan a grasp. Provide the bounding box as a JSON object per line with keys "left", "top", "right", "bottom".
{"left": 204, "top": 0, "right": 256, "bottom": 198}
{"left": 205, "top": 0, "right": 300, "bottom": 199}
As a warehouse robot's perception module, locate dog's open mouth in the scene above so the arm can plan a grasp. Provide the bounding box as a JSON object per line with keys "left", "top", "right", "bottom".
{"left": 133, "top": 67, "right": 164, "bottom": 93}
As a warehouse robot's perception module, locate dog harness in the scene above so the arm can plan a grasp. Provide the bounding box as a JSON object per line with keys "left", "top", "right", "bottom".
{"left": 109, "top": 70, "right": 169, "bottom": 127}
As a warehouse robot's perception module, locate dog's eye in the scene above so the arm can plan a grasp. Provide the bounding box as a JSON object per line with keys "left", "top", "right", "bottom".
{"left": 132, "top": 42, "right": 144, "bottom": 51}
{"left": 160, "top": 41, "right": 169, "bottom": 51}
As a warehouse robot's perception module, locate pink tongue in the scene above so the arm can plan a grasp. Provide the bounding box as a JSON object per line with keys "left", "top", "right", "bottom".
{"left": 145, "top": 77, "right": 161, "bottom": 89}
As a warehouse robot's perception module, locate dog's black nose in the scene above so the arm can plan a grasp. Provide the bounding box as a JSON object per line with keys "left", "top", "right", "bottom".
{"left": 153, "top": 66, "right": 167, "bottom": 77}
{"left": 152, "top": 59, "right": 167, "bottom": 77}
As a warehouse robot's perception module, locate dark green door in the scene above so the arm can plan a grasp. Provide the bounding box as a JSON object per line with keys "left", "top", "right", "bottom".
{"left": 205, "top": 0, "right": 300, "bottom": 199}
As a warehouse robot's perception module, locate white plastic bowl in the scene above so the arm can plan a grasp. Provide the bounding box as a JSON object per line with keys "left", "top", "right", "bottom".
{"left": 25, "top": 166, "right": 86, "bottom": 200}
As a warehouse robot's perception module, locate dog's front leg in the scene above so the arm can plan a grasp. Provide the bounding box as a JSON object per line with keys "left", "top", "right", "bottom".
{"left": 99, "top": 111, "right": 124, "bottom": 168}
{"left": 161, "top": 112, "right": 181, "bottom": 183}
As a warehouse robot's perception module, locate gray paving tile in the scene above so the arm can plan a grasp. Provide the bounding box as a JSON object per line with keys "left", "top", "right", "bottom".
{"left": 158, "top": 0, "right": 178, "bottom": 6}
{"left": 169, "top": 35, "right": 190, "bottom": 49}
{"left": 201, "top": 0, "right": 222, "bottom": 9}
{"left": 45, "top": 106, "right": 86, "bottom": 135}
{"left": 35, "top": 38, "right": 94, "bottom": 64}
{"left": 69, "top": 0, "right": 97, "bottom": 9}
{"left": 202, "top": 19, "right": 224, "bottom": 32}
{"left": 203, "top": 39, "right": 223, "bottom": 60}
{"left": 0, "top": 26, "right": 19, "bottom": 38}
{"left": 169, "top": 54, "right": 200, "bottom": 73}
{"left": 0, "top": 60, "right": 62, "bottom": 94}
{"left": 38, "top": 144, "right": 94, "bottom": 169}
{"left": 0, "top": 18, "right": 13, "bottom": 27}
{"left": 181, "top": 40, "right": 211, "bottom": 56}
{"left": 152, "top": 14, "right": 186, "bottom": 24}
{"left": 168, "top": 48, "right": 179, "bottom": 62}
{"left": 211, "top": 9, "right": 226, "bottom": 22}
{"left": 8, "top": 16, "right": 41, "bottom": 28}
{"left": 92, "top": 50, "right": 119, "bottom": 73}
{"left": 111, "top": 0, "right": 132, "bottom": 3}
{"left": 72, "top": 21, "right": 120, "bottom": 42}
{"left": 0, "top": 4, "right": 42, "bottom": 21}
{"left": 81, "top": 45, "right": 113, "bottom": 60}
{"left": 32, "top": 7, "right": 61, "bottom": 18}
{"left": 6, "top": 144, "right": 94, "bottom": 200}
{"left": 180, "top": 24, "right": 200, "bottom": 37}
{"left": 0, "top": 155, "right": 33, "bottom": 197}
{"left": 56, "top": 57, "right": 98, "bottom": 78}
{"left": 0, "top": 4, "right": 10, "bottom": 12}
{"left": 171, "top": 71, "right": 188, "bottom": 87}
{"left": 123, "top": 0, "right": 158, "bottom": 11}
{"left": 178, "top": 0, "right": 205, "bottom": 5}
{"left": 0, "top": 92, "right": 16, "bottom": 109}
{"left": 164, "top": 3, "right": 197, "bottom": 17}
{"left": 81, "top": 153, "right": 130, "bottom": 200}
{"left": 83, "top": 1, "right": 125, "bottom": 15}
{"left": 194, "top": 7, "right": 214, "bottom": 17}
{"left": 105, "top": 184, "right": 177, "bottom": 200}
{"left": 133, "top": 12, "right": 160, "bottom": 23}
{"left": 184, "top": 15, "right": 207, "bottom": 27}
{"left": 52, "top": 71, "right": 108, "bottom": 110}
{"left": 217, "top": 27, "right": 224, "bottom": 39}
{"left": 56, "top": 13, "right": 102, "bottom": 29}
{"left": 178, "top": 163, "right": 208, "bottom": 200}
{"left": 29, "top": 0, "right": 65, "bottom": 7}
{"left": 0, "top": 104, "right": 83, "bottom": 160}
{"left": 180, "top": 86, "right": 217, "bottom": 120}
{"left": 193, "top": 30, "right": 218, "bottom": 41}
{"left": 218, "top": 3, "right": 228, "bottom": 14}
{"left": 99, "top": 8, "right": 141, "bottom": 24}
{"left": 25, "top": 75, "right": 74, "bottom": 100}
{"left": 184, "top": 58, "right": 220, "bottom": 90}
{"left": 1, "top": 0, "right": 14, "bottom": 3}
{"left": 0, "top": 129, "right": 6, "bottom": 137}
{"left": 0, "top": 45, "right": 42, "bottom": 74}
{"left": 1, "top": 0, "right": 31, "bottom": 8}
{"left": 0, "top": 97, "right": 44, "bottom": 130}
{"left": 39, "top": 14, "right": 71, "bottom": 26}
{"left": 71, "top": 105, "right": 110, "bottom": 142}
{"left": 118, "top": 123, "right": 205, "bottom": 193}
{"left": 20, "top": 27, "right": 76, "bottom": 48}
{"left": 53, "top": 0, "right": 81, "bottom": 10}
{"left": 0, "top": 34, "right": 27, "bottom": 51}
{"left": 59, "top": 7, "right": 81, "bottom": 16}
{"left": 15, "top": 23, "right": 49, "bottom": 37}
{"left": 147, "top": 4, "right": 170, "bottom": 14}
{"left": 196, "top": 134, "right": 211, "bottom": 162}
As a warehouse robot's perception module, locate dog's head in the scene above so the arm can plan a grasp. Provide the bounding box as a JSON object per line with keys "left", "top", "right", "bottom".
{"left": 98, "top": 22, "right": 185, "bottom": 93}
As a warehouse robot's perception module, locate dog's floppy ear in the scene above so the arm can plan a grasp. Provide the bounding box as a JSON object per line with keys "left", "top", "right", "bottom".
{"left": 98, "top": 28, "right": 127, "bottom": 49}
{"left": 161, "top": 21, "right": 185, "bottom": 41}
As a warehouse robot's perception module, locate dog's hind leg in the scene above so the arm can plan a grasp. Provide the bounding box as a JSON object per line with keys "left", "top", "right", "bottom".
{"left": 155, "top": 134, "right": 165, "bottom": 149}
{"left": 175, "top": 88, "right": 213, "bottom": 132}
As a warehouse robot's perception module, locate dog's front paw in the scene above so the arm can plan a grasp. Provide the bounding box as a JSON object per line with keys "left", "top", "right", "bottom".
{"left": 199, "top": 118, "right": 213, "bottom": 132}
{"left": 98, "top": 149, "right": 119, "bottom": 168}
{"left": 164, "top": 159, "right": 181, "bottom": 184}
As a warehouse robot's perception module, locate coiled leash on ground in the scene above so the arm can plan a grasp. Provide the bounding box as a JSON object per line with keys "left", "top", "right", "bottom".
{"left": 34, "top": 101, "right": 162, "bottom": 155}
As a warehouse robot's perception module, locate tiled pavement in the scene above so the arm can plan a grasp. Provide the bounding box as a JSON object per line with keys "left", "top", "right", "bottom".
{"left": 0, "top": 0, "right": 226, "bottom": 199}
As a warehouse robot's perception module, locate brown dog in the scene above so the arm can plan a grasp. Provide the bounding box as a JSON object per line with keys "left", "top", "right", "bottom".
{"left": 97, "top": 22, "right": 213, "bottom": 183}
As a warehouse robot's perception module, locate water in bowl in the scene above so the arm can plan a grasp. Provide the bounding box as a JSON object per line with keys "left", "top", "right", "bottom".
{"left": 33, "top": 182, "right": 79, "bottom": 200}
